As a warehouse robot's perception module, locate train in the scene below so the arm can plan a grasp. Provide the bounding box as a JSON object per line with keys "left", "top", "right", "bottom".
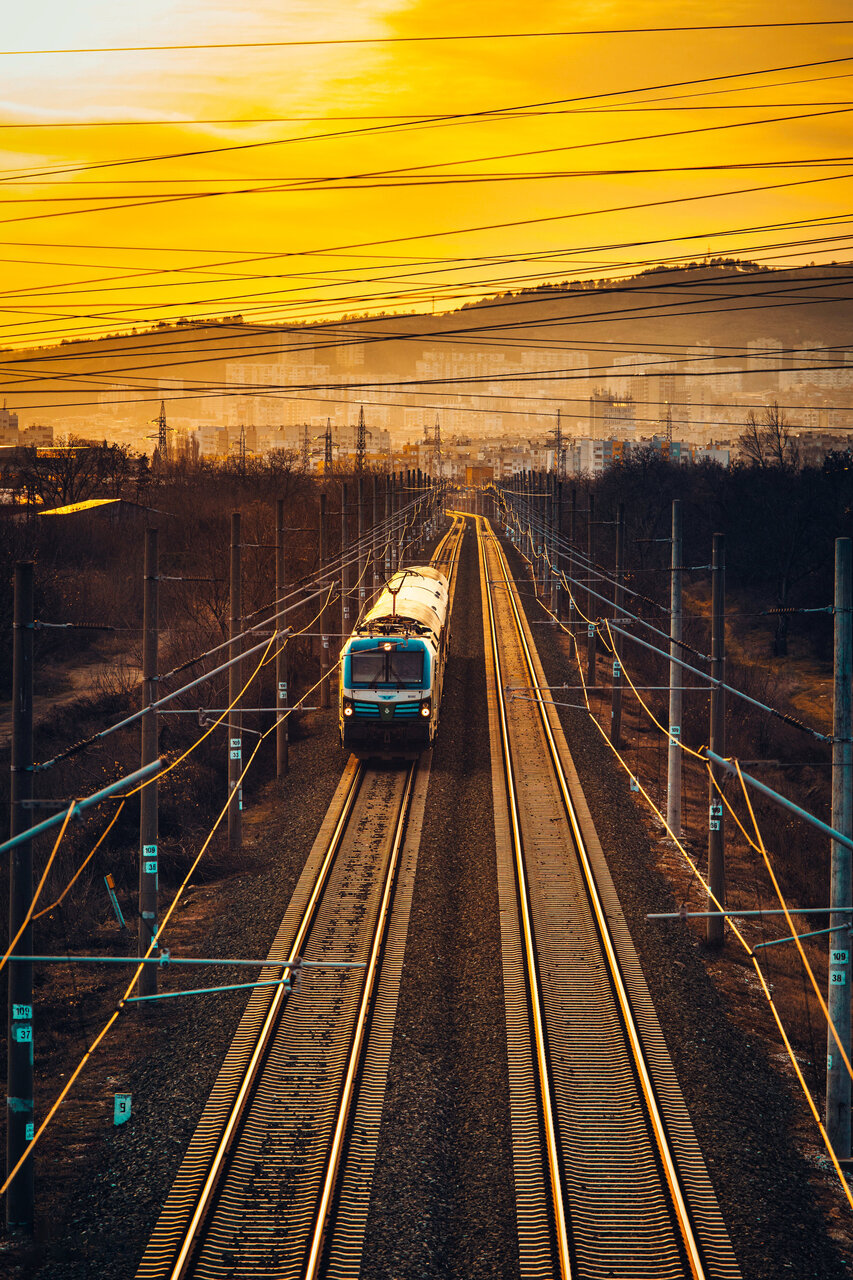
{"left": 339, "top": 564, "right": 450, "bottom": 758}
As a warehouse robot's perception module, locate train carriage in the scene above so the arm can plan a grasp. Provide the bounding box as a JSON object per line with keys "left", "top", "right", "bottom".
{"left": 339, "top": 565, "right": 450, "bottom": 758}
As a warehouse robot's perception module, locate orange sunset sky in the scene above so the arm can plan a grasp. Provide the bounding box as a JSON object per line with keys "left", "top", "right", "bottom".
{"left": 1, "top": 1, "right": 852, "bottom": 349}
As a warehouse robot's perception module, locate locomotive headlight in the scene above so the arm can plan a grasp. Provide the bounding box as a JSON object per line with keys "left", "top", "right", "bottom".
{"left": 420, "top": 699, "right": 431, "bottom": 718}
{"left": 343, "top": 697, "right": 354, "bottom": 717}
{"left": 382, "top": 641, "right": 392, "bottom": 651}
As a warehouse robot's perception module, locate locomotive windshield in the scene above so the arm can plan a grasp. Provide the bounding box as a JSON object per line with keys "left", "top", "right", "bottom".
{"left": 350, "top": 647, "right": 424, "bottom": 687}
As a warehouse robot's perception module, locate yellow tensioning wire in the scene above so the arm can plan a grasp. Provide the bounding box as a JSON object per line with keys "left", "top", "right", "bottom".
{"left": 32, "top": 801, "right": 125, "bottom": 923}
{"left": 493, "top": 519, "right": 853, "bottom": 1210}
{"left": 602, "top": 605, "right": 853, "bottom": 1093}
{"left": 0, "top": 535, "right": 434, "bottom": 1194}
{"left": 0, "top": 802, "right": 77, "bottom": 981}
{"left": 3, "top": 583, "right": 335, "bottom": 980}
{"left": 0, "top": 642, "right": 341, "bottom": 1198}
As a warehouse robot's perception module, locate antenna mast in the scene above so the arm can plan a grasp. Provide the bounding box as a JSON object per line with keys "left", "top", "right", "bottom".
{"left": 301, "top": 423, "right": 310, "bottom": 470}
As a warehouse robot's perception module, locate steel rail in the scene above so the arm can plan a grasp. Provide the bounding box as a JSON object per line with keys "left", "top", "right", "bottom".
{"left": 303, "top": 759, "right": 417, "bottom": 1279}
{"left": 167, "top": 760, "right": 365, "bottom": 1280}
{"left": 481, "top": 519, "right": 573, "bottom": 1280}
{"left": 487, "top": 521, "right": 707, "bottom": 1280}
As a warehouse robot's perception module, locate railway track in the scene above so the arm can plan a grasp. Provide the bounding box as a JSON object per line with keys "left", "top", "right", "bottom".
{"left": 477, "top": 515, "right": 741, "bottom": 1280}
{"left": 135, "top": 517, "right": 463, "bottom": 1280}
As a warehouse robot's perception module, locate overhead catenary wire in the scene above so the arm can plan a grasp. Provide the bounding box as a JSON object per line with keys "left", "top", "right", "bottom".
{"left": 497, "top": 486, "right": 832, "bottom": 742}
{"left": 0, "top": 616, "right": 362, "bottom": 1198}
{"left": 30, "top": 490, "right": 430, "bottom": 773}
{"left": 485, "top": 517, "right": 853, "bottom": 1208}
{"left": 2, "top": 211, "right": 850, "bottom": 353}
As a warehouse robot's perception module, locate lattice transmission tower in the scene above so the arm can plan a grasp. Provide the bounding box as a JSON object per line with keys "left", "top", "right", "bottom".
{"left": 156, "top": 400, "right": 169, "bottom": 459}
{"left": 356, "top": 406, "right": 366, "bottom": 471}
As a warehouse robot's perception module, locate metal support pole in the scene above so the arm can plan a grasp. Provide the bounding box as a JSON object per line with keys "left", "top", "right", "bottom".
{"left": 385, "top": 476, "right": 393, "bottom": 577}
{"left": 667, "top": 499, "right": 683, "bottom": 835}
{"left": 319, "top": 493, "right": 330, "bottom": 710}
{"left": 707, "top": 532, "right": 726, "bottom": 946}
{"left": 827, "top": 536, "right": 852, "bottom": 1155}
{"left": 275, "top": 498, "right": 289, "bottom": 778}
{"left": 228, "top": 511, "right": 243, "bottom": 849}
{"left": 610, "top": 504, "right": 625, "bottom": 746}
{"left": 372, "top": 475, "right": 381, "bottom": 592}
{"left": 341, "top": 481, "right": 350, "bottom": 641}
{"left": 587, "top": 492, "right": 597, "bottom": 689}
{"left": 397, "top": 472, "right": 405, "bottom": 568}
{"left": 138, "top": 528, "right": 159, "bottom": 998}
{"left": 538, "top": 473, "right": 547, "bottom": 596}
{"left": 357, "top": 476, "right": 366, "bottom": 616}
{"left": 7, "top": 561, "right": 34, "bottom": 1231}
{"left": 553, "top": 479, "right": 563, "bottom": 618}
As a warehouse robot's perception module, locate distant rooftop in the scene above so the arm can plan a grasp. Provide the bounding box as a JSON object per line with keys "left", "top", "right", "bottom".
{"left": 40, "top": 498, "right": 121, "bottom": 517}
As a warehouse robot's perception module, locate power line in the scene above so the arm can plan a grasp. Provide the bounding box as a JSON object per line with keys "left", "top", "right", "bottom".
{"left": 3, "top": 20, "right": 853, "bottom": 56}
{"left": 6, "top": 57, "right": 853, "bottom": 185}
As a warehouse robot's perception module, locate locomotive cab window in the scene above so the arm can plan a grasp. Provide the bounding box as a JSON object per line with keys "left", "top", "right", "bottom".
{"left": 388, "top": 650, "right": 423, "bottom": 684}
{"left": 350, "top": 651, "right": 386, "bottom": 685}
{"left": 350, "top": 648, "right": 424, "bottom": 687}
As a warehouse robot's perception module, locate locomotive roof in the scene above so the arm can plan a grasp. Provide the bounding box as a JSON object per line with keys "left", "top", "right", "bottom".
{"left": 358, "top": 565, "right": 449, "bottom": 637}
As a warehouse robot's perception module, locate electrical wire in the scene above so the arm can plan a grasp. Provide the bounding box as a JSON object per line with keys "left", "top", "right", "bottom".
{"left": 486, "top": 517, "right": 853, "bottom": 1209}
{"left": 3, "top": 21, "right": 853, "bottom": 57}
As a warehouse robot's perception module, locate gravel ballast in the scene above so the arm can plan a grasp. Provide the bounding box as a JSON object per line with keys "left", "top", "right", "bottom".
{"left": 502, "top": 532, "right": 853, "bottom": 1279}
{"left": 4, "top": 523, "right": 852, "bottom": 1279}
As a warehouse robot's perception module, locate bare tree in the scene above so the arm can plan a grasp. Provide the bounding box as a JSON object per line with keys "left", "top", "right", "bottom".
{"left": 737, "top": 402, "right": 800, "bottom": 472}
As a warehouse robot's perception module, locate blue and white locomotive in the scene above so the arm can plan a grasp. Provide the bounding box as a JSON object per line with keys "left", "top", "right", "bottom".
{"left": 339, "top": 565, "right": 450, "bottom": 757}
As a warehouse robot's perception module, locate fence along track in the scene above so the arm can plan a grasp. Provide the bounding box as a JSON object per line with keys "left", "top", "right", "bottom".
{"left": 477, "top": 516, "right": 740, "bottom": 1280}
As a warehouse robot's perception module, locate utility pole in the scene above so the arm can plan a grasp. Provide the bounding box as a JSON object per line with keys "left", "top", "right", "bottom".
{"left": 610, "top": 504, "right": 625, "bottom": 747}
{"left": 8, "top": 561, "right": 34, "bottom": 1232}
{"left": 385, "top": 475, "right": 393, "bottom": 578}
{"left": 357, "top": 476, "right": 366, "bottom": 617}
{"left": 341, "top": 482, "right": 351, "bottom": 642}
{"left": 568, "top": 486, "right": 577, "bottom": 635}
{"left": 539, "top": 473, "right": 547, "bottom": 597}
{"left": 667, "top": 499, "right": 683, "bottom": 835}
{"left": 707, "top": 533, "right": 726, "bottom": 946}
{"left": 276, "top": 499, "right": 289, "bottom": 778}
{"left": 827, "top": 537, "right": 852, "bottom": 1156}
{"left": 550, "top": 481, "right": 558, "bottom": 619}
{"left": 319, "top": 493, "right": 330, "bottom": 710}
{"left": 372, "top": 475, "right": 382, "bottom": 592}
{"left": 587, "top": 491, "right": 597, "bottom": 690}
{"left": 228, "top": 512, "right": 243, "bottom": 850}
{"left": 138, "top": 528, "right": 159, "bottom": 998}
